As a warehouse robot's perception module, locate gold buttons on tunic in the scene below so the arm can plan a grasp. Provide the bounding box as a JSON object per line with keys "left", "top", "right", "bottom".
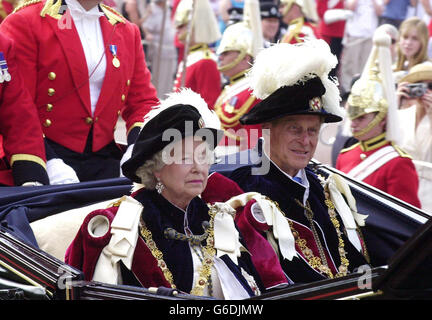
{"left": 48, "top": 88, "right": 55, "bottom": 96}
{"left": 43, "top": 119, "right": 52, "bottom": 127}
{"left": 85, "top": 117, "right": 93, "bottom": 125}
{"left": 360, "top": 153, "right": 367, "bottom": 160}
{"left": 121, "top": 94, "right": 126, "bottom": 102}
{"left": 48, "top": 72, "right": 56, "bottom": 80}
{"left": 126, "top": 79, "right": 130, "bottom": 86}
{"left": 46, "top": 104, "right": 53, "bottom": 111}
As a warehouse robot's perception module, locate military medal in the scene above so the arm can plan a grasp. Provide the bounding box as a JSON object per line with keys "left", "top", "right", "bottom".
{"left": 109, "top": 45, "right": 120, "bottom": 68}
{"left": 225, "top": 96, "right": 238, "bottom": 113}
{"left": 0, "top": 52, "right": 11, "bottom": 83}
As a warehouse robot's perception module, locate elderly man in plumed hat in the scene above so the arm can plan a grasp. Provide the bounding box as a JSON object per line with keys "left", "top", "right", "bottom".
{"left": 228, "top": 39, "right": 370, "bottom": 284}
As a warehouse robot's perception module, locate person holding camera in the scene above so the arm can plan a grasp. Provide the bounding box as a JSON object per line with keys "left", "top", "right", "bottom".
{"left": 336, "top": 31, "right": 421, "bottom": 208}
{"left": 397, "top": 63, "right": 432, "bottom": 214}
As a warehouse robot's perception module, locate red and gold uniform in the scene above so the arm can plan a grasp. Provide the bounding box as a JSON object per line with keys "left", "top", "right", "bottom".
{"left": 336, "top": 133, "right": 421, "bottom": 208}
{"left": 316, "top": 0, "right": 345, "bottom": 44}
{"left": 281, "top": 17, "right": 319, "bottom": 44}
{"left": 0, "top": 0, "right": 158, "bottom": 180}
{"left": 0, "top": 33, "right": 48, "bottom": 186}
{"left": 214, "top": 71, "right": 261, "bottom": 150}
{"left": 173, "top": 44, "right": 221, "bottom": 109}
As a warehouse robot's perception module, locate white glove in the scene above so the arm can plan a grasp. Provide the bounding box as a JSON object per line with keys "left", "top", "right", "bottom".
{"left": 324, "top": 9, "right": 354, "bottom": 24}
{"left": 119, "top": 144, "right": 134, "bottom": 177}
{"left": 46, "top": 158, "right": 80, "bottom": 185}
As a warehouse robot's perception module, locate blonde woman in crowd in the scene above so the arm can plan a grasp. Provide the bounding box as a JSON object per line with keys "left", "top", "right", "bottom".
{"left": 394, "top": 17, "right": 431, "bottom": 82}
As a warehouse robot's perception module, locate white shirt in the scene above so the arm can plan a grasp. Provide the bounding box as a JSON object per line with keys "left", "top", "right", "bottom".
{"left": 65, "top": 0, "right": 106, "bottom": 115}
{"left": 345, "top": 0, "right": 383, "bottom": 38}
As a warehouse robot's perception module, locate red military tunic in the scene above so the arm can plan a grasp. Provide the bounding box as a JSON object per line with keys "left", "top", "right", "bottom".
{"left": 214, "top": 71, "right": 261, "bottom": 150}
{"left": 317, "top": 0, "right": 346, "bottom": 43}
{"left": 173, "top": 44, "right": 221, "bottom": 109}
{"left": 0, "top": 33, "right": 48, "bottom": 185}
{"left": 0, "top": 0, "right": 158, "bottom": 154}
{"left": 281, "top": 17, "right": 319, "bottom": 44}
{"left": 336, "top": 133, "right": 421, "bottom": 208}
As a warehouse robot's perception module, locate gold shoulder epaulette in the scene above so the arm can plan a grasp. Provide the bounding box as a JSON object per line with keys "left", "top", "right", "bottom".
{"left": 100, "top": 3, "right": 125, "bottom": 25}
{"left": 340, "top": 142, "right": 360, "bottom": 153}
{"left": 13, "top": 0, "right": 40, "bottom": 14}
{"left": 391, "top": 143, "right": 413, "bottom": 159}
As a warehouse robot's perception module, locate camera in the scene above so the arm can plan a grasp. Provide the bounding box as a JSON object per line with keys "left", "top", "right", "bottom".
{"left": 407, "top": 83, "right": 427, "bottom": 97}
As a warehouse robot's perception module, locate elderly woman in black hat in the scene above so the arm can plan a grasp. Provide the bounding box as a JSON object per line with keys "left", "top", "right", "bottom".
{"left": 65, "top": 89, "right": 263, "bottom": 299}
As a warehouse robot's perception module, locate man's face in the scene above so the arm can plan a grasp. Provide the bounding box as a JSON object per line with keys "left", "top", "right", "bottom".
{"left": 350, "top": 112, "right": 385, "bottom": 141}
{"left": 265, "top": 114, "right": 322, "bottom": 177}
{"left": 262, "top": 17, "right": 280, "bottom": 41}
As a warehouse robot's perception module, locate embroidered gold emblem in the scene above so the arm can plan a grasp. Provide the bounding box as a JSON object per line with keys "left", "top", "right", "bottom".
{"left": 309, "top": 97, "right": 322, "bottom": 111}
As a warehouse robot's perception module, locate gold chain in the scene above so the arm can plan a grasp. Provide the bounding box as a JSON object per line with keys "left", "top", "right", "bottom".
{"left": 271, "top": 197, "right": 350, "bottom": 278}
{"left": 294, "top": 199, "right": 333, "bottom": 278}
{"left": 139, "top": 219, "right": 176, "bottom": 289}
{"left": 139, "top": 206, "right": 217, "bottom": 296}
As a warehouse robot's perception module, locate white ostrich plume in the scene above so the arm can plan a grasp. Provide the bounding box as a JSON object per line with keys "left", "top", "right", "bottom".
{"left": 142, "top": 88, "right": 221, "bottom": 130}
{"left": 247, "top": 39, "right": 344, "bottom": 118}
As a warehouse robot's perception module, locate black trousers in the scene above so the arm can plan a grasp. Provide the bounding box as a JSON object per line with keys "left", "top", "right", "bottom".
{"left": 46, "top": 129, "right": 123, "bottom": 182}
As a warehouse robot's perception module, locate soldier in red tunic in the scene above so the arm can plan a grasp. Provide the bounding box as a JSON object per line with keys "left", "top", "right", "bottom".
{"left": 278, "top": 0, "right": 320, "bottom": 44}
{"left": 172, "top": 0, "right": 221, "bottom": 109}
{"left": 214, "top": 2, "right": 263, "bottom": 154}
{"left": 0, "top": 0, "right": 159, "bottom": 183}
{"left": 336, "top": 32, "right": 421, "bottom": 208}
{"left": 0, "top": 33, "right": 49, "bottom": 186}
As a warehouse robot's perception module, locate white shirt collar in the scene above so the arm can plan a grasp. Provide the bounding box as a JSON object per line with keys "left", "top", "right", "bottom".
{"left": 65, "top": 0, "right": 104, "bottom": 20}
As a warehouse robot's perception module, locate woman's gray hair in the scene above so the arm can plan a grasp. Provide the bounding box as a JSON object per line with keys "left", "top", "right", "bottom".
{"left": 135, "top": 149, "right": 165, "bottom": 189}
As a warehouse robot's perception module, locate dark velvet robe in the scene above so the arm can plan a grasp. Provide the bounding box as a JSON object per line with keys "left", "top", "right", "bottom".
{"left": 228, "top": 145, "right": 369, "bottom": 284}
{"left": 66, "top": 182, "right": 264, "bottom": 296}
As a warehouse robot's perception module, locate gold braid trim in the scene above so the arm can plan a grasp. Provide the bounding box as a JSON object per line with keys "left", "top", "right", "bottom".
{"left": 139, "top": 219, "right": 177, "bottom": 289}
{"left": 39, "top": 0, "right": 61, "bottom": 19}
{"left": 271, "top": 197, "right": 350, "bottom": 279}
{"left": 100, "top": 3, "right": 125, "bottom": 25}
{"left": 13, "top": 0, "right": 40, "bottom": 14}
{"left": 10, "top": 154, "right": 47, "bottom": 169}
{"left": 216, "top": 95, "right": 257, "bottom": 127}
{"left": 282, "top": 17, "right": 304, "bottom": 44}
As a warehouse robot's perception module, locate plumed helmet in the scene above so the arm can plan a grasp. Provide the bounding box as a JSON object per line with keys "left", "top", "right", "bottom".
{"left": 347, "top": 30, "right": 401, "bottom": 142}
{"left": 174, "top": 0, "right": 221, "bottom": 44}
{"left": 279, "top": 0, "right": 318, "bottom": 22}
{"left": 216, "top": 0, "right": 263, "bottom": 72}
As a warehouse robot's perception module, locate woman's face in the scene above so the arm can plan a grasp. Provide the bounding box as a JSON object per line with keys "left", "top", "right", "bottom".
{"left": 155, "top": 136, "right": 211, "bottom": 209}
{"left": 399, "top": 27, "right": 423, "bottom": 60}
